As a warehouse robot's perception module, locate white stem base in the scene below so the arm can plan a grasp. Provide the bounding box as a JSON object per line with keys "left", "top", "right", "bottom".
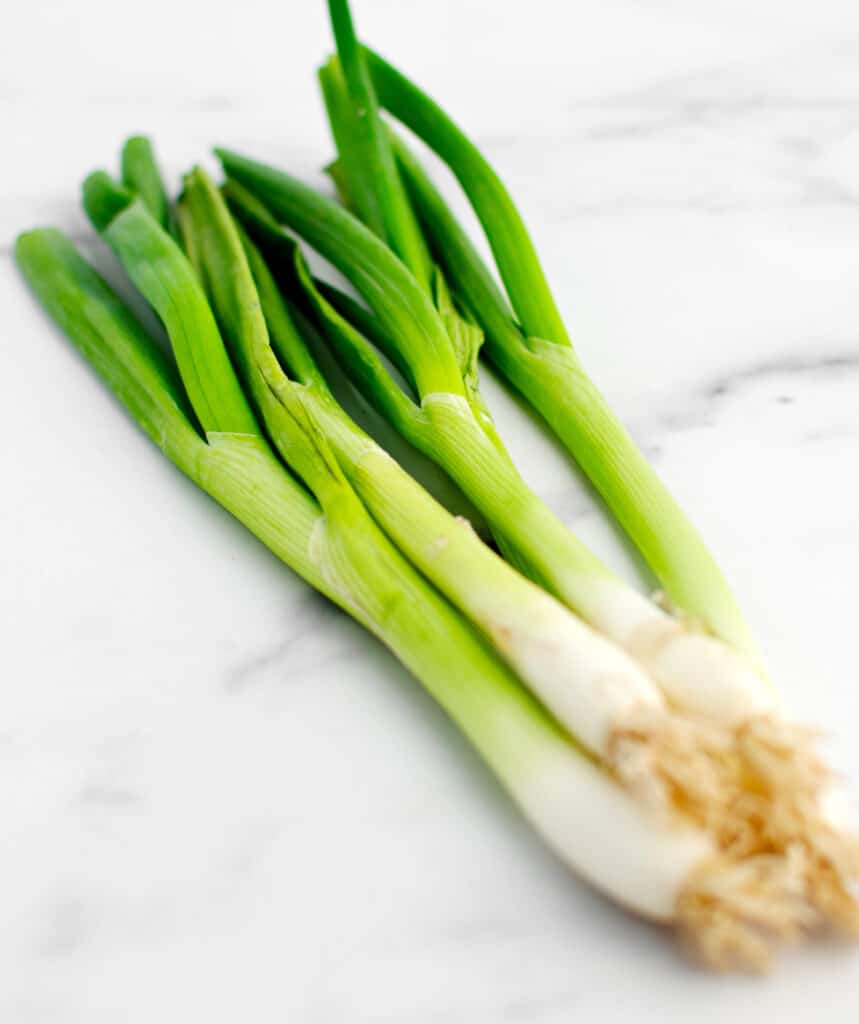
{"left": 508, "top": 742, "right": 714, "bottom": 920}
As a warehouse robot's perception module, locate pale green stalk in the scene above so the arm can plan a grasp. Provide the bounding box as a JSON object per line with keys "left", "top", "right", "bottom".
{"left": 83, "top": 171, "right": 258, "bottom": 436}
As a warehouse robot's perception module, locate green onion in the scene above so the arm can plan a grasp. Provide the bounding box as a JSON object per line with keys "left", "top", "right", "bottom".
{"left": 13, "top": 90, "right": 858, "bottom": 964}
{"left": 17, "top": 212, "right": 753, "bottom": 963}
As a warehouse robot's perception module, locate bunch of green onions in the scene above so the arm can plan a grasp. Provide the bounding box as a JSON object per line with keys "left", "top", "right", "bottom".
{"left": 15, "top": 1, "right": 859, "bottom": 970}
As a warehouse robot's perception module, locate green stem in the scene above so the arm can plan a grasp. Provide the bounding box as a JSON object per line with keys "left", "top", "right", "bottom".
{"left": 365, "top": 46, "right": 568, "bottom": 345}
{"left": 419, "top": 394, "right": 612, "bottom": 611}
{"left": 120, "top": 136, "right": 172, "bottom": 232}
{"left": 82, "top": 171, "right": 258, "bottom": 437}
{"left": 181, "top": 165, "right": 348, "bottom": 505}
{"left": 323, "top": 1, "right": 432, "bottom": 289}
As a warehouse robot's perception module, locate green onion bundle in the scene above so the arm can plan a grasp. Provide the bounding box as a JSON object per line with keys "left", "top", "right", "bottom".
{"left": 14, "top": 0, "right": 859, "bottom": 971}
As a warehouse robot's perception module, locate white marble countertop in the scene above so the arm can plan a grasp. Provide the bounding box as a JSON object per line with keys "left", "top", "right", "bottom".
{"left": 3, "top": 0, "right": 859, "bottom": 1019}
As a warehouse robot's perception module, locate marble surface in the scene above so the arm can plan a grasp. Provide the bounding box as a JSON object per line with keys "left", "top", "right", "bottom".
{"left": 3, "top": 0, "right": 859, "bottom": 1019}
